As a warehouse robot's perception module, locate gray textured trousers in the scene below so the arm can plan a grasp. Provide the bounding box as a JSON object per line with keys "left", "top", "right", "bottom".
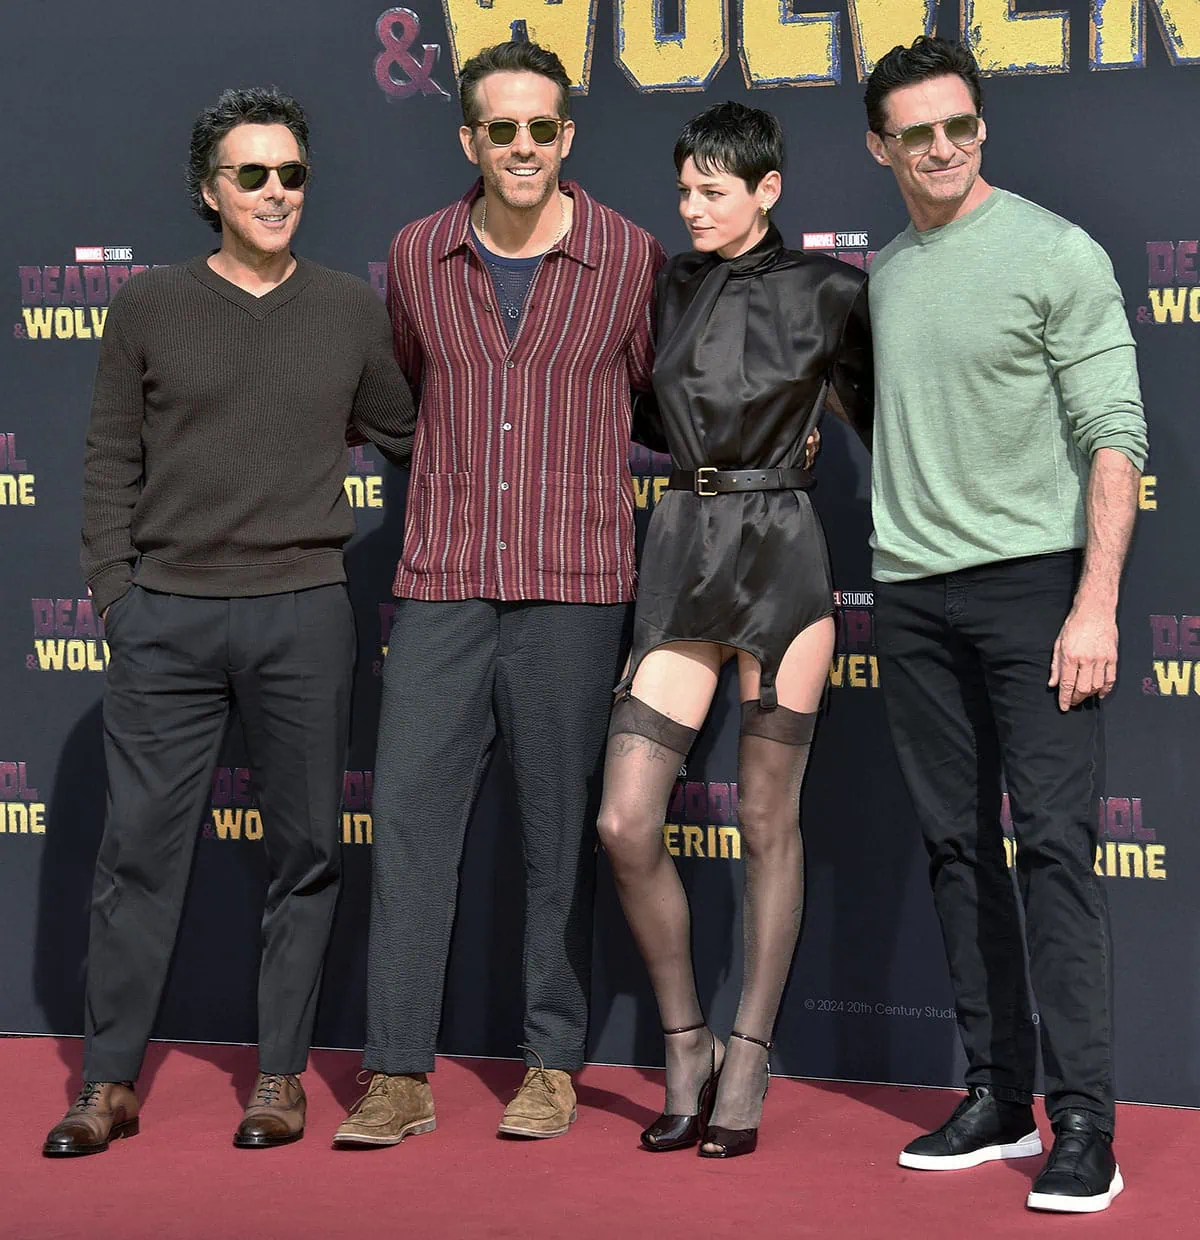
{"left": 363, "top": 598, "right": 629, "bottom": 1074}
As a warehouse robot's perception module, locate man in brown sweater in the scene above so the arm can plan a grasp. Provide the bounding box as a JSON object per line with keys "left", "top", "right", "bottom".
{"left": 42, "top": 86, "right": 415, "bottom": 1157}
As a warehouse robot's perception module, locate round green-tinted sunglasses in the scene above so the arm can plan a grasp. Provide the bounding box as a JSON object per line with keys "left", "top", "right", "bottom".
{"left": 474, "top": 117, "right": 563, "bottom": 147}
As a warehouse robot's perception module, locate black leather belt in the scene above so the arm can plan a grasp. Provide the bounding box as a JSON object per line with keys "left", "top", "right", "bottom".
{"left": 668, "top": 467, "right": 813, "bottom": 496}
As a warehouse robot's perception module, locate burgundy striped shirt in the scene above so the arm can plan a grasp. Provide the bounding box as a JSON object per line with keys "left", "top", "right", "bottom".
{"left": 387, "top": 180, "right": 666, "bottom": 604}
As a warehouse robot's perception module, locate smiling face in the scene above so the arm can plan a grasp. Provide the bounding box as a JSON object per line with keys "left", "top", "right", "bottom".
{"left": 866, "top": 74, "right": 988, "bottom": 229}
{"left": 459, "top": 71, "right": 574, "bottom": 214}
{"left": 677, "top": 157, "right": 780, "bottom": 259}
{"left": 200, "top": 123, "right": 305, "bottom": 259}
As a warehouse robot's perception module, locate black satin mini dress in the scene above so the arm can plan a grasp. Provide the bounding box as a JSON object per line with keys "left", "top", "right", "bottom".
{"left": 626, "top": 224, "right": 873, "bottom": 709}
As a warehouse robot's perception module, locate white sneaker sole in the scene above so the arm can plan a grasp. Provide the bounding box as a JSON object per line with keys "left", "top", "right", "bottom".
{"left": 1027, "top": 1166, "right": 1124, "bottom": 1213}
{"left": 898, "top": 1130, "right": 1043, "bottom": 1171}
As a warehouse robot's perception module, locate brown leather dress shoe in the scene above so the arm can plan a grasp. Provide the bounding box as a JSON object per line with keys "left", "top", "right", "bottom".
{"left": 43, "top": 1081, "right": 140, "bottom": 1157}
{"left": 332, "top": 1072, "right": 436, "bottom": 1147}
{"left": 497, "top": 1057, "right": 577, "bottom": 1139}
{"left": 233, "top": 1072, "right": 305, "bottom": 1148}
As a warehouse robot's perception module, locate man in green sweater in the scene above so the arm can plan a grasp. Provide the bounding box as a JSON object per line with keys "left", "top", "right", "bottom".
{"left": 42, "top": 87, "right": 415, "bottom": 1157}
{"left": 863, "top": 37, "right": 1146, "bottom": 1213}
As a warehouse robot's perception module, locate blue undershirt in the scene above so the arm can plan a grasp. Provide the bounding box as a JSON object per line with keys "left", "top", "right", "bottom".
{"left": 471, "top": 222, "right": 542, "bottom": 341}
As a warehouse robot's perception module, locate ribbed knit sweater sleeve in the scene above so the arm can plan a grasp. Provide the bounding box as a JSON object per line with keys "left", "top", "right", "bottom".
{"left": 349, "top": 285, "right": 417, "bottom": 467}
{"left": 80, "top": 289, "right": 146, "bottom": 613}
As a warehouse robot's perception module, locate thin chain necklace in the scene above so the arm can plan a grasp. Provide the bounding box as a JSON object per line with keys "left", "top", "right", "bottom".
{"left": 479, "top": 191, "right": 568, "bottom": 255}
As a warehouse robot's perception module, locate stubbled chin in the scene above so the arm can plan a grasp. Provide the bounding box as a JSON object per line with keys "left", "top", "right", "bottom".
{"left": 919, "top": 176, "right": 967, "bottom": 198}
{"left": 496, "top": 184, "right": 552, "bottom": 210}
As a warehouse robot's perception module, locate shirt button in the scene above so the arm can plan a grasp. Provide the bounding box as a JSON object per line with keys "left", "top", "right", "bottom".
{"left": 500, "top": 481, "right": 509, "bottom": 491}
{"left": 505, "top": 360, "right": 515, "bottom": 369}
{"left": 498, "top": 541, "right": 508, "bottom": 551}
{"left": 502, "top": 422, "right": 512, "bottom": 431}
{"left": 483, "top": 301, "right": 492, "bottom": 310}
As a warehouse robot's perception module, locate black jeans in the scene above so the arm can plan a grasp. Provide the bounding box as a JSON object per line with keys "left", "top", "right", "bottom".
{"left": 875, "top": 552, "right": 1114, "bottom": 1131}
{"left": 83, "top": 585, "right": 355, "bottom": 1081}
{"left": 363, "top": 598, "right": 629, "bottom": 1075}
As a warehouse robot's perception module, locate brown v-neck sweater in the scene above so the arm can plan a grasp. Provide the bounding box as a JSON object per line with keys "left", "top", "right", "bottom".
{"left": 81, "top": 254, "right": 415, "bottom": 614}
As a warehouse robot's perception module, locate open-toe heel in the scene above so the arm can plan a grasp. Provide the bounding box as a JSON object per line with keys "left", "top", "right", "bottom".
{"left": 699, "top": 1031, "right": 771, "bottom": 1160}
{"left": 640, "top": 1022, "right": 721, "bottom": 1152}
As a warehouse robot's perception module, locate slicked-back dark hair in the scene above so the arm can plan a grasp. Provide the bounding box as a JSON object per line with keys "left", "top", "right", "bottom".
{"left": 458, "top": 41, "right": 571, "bottom": 128}
{"left": 673, "top": 101, "right": 784, "bottom": 191}
{"left": 187, "top": 86, "right": 310, "bottom": 232}
{"left": 864, "top": 36, "right": 983, "bottom": 135}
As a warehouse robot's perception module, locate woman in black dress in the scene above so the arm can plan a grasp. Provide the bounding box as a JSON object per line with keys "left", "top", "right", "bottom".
{"left": 596, "top": 102, "right": 872, "bottom": 1158}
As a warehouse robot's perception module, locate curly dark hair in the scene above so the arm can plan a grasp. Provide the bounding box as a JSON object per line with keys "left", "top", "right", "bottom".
{"left": 187, "top": 86, "right": 309, "bottom": 232}
{"left": 864, "top": 36, "right": 983, "bottom": 136}
{"left": 458, "top": 41, "right": 571, "bottom": 128}
{"left": 674, "top": 101, "right": 784, "bottom": 191}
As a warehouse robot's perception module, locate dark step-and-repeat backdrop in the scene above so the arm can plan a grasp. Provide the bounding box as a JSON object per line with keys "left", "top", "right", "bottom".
{"left": 1, "top": 1, "right": 1197, "bottom": 1104}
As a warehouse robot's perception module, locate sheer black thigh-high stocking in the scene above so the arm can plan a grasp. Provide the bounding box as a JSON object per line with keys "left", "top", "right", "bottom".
{"left": 701, "top": 701, "right": 816, "bottom": 1157}
{"left": 596, "top": 695, "right": 720, "bottom": 1138}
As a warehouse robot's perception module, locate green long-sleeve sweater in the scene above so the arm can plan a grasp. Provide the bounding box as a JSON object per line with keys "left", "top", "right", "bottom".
{"left": 867, "top": 188, "right": 1147, "bottom": 583}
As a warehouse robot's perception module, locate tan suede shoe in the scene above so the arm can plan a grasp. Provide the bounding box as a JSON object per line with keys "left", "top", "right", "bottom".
{"left": 497, "top": 1062, "right": 577, "bottom": 1138}
{"left": 43, "top": 1081, "right": 140, "bottom": 1157}
{"left": 233, "top": 1072, "right": 306, "bottom": 1148}
{"left": 332, "top": 1072, "right": 436, "bottom": 1147}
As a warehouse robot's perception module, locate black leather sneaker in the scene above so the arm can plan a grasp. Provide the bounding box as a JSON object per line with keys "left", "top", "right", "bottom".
{"left": 899, "top": 1086, "right": 1042, "bottom": 1170}
{"left": 1026, "top": 1110, "right": 1123, "bottom": 1213}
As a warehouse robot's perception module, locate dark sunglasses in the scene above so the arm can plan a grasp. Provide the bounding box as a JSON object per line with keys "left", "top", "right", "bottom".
{"left": 475, "top": 117, "right": 563, "bottom": 147}
{"left": 216, "top": 161, "right": 309, "bottom": 191}
{"left": 882, "top": 113, "right": 981, "bottom": 156}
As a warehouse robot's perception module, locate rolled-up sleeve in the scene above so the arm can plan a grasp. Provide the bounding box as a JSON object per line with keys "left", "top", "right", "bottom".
{"left": 1043, "top": 227, "right": 1147, "bottom": 470}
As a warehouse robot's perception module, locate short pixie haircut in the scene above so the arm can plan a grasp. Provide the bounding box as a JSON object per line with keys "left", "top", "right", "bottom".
{"left": 674, "top": 101, "right": 784, "bottom": 191}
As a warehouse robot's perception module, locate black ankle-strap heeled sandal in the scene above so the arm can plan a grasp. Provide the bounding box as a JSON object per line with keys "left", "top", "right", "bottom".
{"left": 698, "top": 1030, "right": 772, "bottom": 1159}
{"left": 640, "top": 1022, "right": 722, "bottom": 1153}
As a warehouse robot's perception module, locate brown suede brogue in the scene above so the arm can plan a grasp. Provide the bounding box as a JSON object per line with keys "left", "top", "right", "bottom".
{"left": 43, "top": 1081, "right": 140, "bottom": 1157}
{"left": 332, "top": 1072, "right": 436, "bottom": 1147}
{"left": 497, "top": 1061, "right": 577, "bottom": 1139}
{"left": 233, "top": 1072, "right": 306, "bottom": 1148}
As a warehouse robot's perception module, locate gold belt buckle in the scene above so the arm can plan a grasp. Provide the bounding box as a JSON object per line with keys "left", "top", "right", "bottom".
{"left": 695, "top": 466, "right": 718, "bottom": 497}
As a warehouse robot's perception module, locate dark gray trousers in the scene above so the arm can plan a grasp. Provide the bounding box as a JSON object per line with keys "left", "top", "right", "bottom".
{"left": 83, "top": 585, "right": 355, "bottom": 1081}
{"left": 363, "top": 598, "right": 629, "bottom": 1074}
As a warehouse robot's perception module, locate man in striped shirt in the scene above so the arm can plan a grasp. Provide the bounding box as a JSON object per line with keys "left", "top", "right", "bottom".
{"left": 334, "top": 41, "right": 667, "bottom": 1147}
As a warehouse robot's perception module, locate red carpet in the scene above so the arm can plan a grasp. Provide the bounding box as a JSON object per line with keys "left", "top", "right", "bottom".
{"left": 3, "top": 1037, "right": 1196, "bottom": 1239}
